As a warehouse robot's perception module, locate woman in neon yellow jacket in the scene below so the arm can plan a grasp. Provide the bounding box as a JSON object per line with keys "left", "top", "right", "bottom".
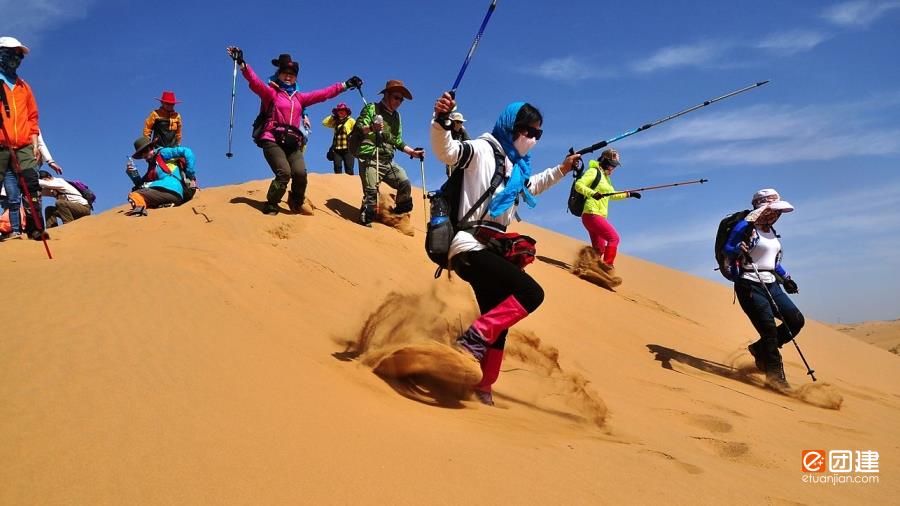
{"left": 574, "top": 148, "right": 641, "bottom": 269}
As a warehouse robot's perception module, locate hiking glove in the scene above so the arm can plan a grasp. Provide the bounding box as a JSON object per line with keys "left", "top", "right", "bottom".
{"left": 228, "top": 47, "right": 244, "bottom": 65}
{"left": 629, "top": 192, "right": 642, "bottom": 199}
{"left": 409, "top": 148, "right": 425, "bottom": 160}
{"left": 783, "top": 277, "right": 799, "bottom": 294}
{"left": 345, "top": 76, "right": 363, "bottom": 90}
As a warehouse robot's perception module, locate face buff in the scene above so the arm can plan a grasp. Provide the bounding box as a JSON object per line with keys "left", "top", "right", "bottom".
{"left": 513, "top": 135, "right": 537, "bottom": 157}
{"left": 0, "top": 48, "right": 23, "bottom": 81}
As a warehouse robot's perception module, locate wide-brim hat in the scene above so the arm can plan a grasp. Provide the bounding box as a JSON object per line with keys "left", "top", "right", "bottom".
{"left": 752, "top": 188, "right": 794, "bottom": 212}
{"left": 448, "top": 112, "right": 466, "bottom": 122}
{"left": 332, "top": 102, "right": 351, "bottom": 114}
{"left": 0, "top": 36, "right": 29, "bottom": 55}
{"left": 379, "top": 79, "right": 412, "bottom": 100}
{"left": 156, "top": 90, "right": 181, "bottom": 104}
{"left": 271, "top": 53, "right": 299, "bottom": 75}
{"left": 132, "top": 136, "right": 155, "bottom": 158}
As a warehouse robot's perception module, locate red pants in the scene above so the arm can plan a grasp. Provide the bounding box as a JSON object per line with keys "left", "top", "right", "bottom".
{"left": 581, "top": 213, "right": 620, "bottom": 265}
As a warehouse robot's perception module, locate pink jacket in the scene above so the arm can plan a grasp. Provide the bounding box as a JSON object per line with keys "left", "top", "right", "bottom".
{"left": 241, "top": 64, "right": 345, "bottom": 143}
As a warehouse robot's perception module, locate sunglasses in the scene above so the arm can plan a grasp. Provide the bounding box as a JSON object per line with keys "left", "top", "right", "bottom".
{"left": 390, "top": 94, "right": 405, "bottom": 102}
{"left": 519, "top": 126, "right": 543, "bottom": 140}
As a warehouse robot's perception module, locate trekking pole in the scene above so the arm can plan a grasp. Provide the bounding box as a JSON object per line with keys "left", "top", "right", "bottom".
{"left": 0, "top": 110, "right": 52, "bottom": 258}
{"left": 226, "top": 59, "right": 238, "bottom": 158}
{"left": 356, "top": 85, "right": 368, "bottom": 107}
{"left": 569, "top": 81, "right": 770, "bottom": 160}
{"left": 437, "top": 0, "right": 499, "bottom": 127}
{"left": 374, "top": 115, "right": 383, "bottom": 214}
{"left": 417, "top": 150, "right": 428, "bottom": 228}
{"left": 747, "top": 261, "right": 816, "bottom": 381}
{"left": 597, "top": 178, "right": 708, "bottom": 198}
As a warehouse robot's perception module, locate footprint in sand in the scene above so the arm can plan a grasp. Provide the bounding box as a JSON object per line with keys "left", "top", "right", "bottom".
{"left": 639, "top": 449, "right": 704, "bottom": 475}
{"left": 267, "top": 222, "right": 293, "bottom": 240}
{"left": 690, "top": 436, "right": 750, "bottom": 459}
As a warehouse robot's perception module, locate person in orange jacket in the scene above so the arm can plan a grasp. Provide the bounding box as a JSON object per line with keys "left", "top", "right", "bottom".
{"left": 143, "top": 91, "right": 183, "bottom": 147}
{"left": 0, "top": 36, "right": 44, "bottom": 241}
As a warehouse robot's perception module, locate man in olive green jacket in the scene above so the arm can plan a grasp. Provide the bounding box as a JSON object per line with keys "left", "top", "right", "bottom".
{"left": 355, "top": 79, "right": 423, "bottom": 227}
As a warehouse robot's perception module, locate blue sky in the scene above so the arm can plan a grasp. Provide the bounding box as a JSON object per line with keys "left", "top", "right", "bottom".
{"left": 4, "top": 0, "right": 899, "bottom": 322}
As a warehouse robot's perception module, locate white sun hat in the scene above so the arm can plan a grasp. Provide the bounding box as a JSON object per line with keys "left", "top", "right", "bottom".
{"left": 0, "top": 37, "right": 29, "bottom": 55}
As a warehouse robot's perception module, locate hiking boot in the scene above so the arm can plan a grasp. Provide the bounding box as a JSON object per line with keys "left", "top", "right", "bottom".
{"left": 393, "top": 199, "right": 413, "bottom": 214}
{"left": 360, "top": 206, "right": 375, "bottom": 227}
{"left": 262, "top": 203, "right": 280, "bottom": 215}
{"left": 456, "top": 327, "right": 488, "bottom": 362}
{"left": 765, "top": 362, "right": 791, "bottom": 391}
{"left": 597, "top": 260, "right": 615, "bottom": 273}
{"left": 748, "top": 341, "right": 765, "bottom": 372}
{"left": 29, "top": 230, "right": 50, "bottom": 241}
{"left": 0, "top": 231, "right": 23, "bottom": 242}
{"left": 473, "top": 389, "right": 495, "bottom": 406}
{"left": 125, "top": 206, "right": 148, "bottom": 217}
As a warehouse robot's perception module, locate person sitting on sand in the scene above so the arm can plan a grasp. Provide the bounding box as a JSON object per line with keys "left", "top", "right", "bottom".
{"left": 124, "top": 136, "right": 197, "bottom": 216}
{"left": 723, "top": 188, "right": 804, "bottom": 390}
{"left": 431, "top": 91, "right": 581, "bottom": 406}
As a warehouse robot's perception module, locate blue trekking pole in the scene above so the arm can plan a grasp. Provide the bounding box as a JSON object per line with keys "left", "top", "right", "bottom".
{"left": 567, "top": 81, "right": 770, "bottom": 167}
{"left": 437, "top": 0, "right": 499, "bottom": 127}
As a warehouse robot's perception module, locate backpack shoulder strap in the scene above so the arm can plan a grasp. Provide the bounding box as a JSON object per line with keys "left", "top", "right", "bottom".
{"left": 458, "top": 138, "right": 508, "bottom": 225}
{"left": 590, "top": 168, "right": 603, "bottom": 190}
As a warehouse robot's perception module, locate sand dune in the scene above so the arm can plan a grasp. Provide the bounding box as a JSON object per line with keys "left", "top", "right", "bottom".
{"left": 829, "top": 320, "right": 900, "bottom": 355}
{"left": 1, "top": 173, "right": 897, "bottom": 505}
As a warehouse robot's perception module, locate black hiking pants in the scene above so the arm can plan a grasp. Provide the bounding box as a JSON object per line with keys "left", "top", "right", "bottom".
{"left": 735, "top": 278, "right": 805, "bottom": 366}
{"left": 452, "top": 249, "right": 545, "bottom": 350}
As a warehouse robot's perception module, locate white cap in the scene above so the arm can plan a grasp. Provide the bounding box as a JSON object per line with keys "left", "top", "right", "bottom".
{"left": 752, "top": 188, "right": 794, "bottom": 212}
{"left": 0, "top": 37, "right": 29, "bottom": 55}
{"left": 448, "top": 112, "right": 466, "bottom": 122}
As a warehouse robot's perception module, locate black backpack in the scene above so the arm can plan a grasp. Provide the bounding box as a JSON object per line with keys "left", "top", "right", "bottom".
{"left": 714, "top": 209, "right": 752, "bottom": 280}
{"left": 425, "top": 138, "right": 506, "bottom": 278}
{"left": 566, "top": 164, "right": 603, "bottom": 216}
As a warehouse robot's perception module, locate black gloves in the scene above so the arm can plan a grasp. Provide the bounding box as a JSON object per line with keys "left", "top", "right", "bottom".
{"left": 409, "top": 148, "right": 425, "bottom": 160}
{"left": 227, "top": 47, "right": 244, "bottom": 65}
{"left": 783, "top": 277, "right": 799, "bottom": 294}
{"left": 629, "top": 192, "right": 642, "bottom": 199}
{"left": 345, "top": 76, "right": 363, "bottom": 90}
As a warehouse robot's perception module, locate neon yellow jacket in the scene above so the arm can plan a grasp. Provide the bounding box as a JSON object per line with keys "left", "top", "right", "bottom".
{"left": 574, "top": 160, "right": 627, "bottom": 218}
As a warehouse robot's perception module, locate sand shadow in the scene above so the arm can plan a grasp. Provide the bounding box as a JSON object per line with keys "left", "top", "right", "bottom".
{"left": 646, "top": 344, "right": 754, "bottom": 382}
{"left": 324, "top": 198, "right": 360, "bottom": 222}
{"left": 536, "top": 255, "right": 572, "bottom": 271}
{"left": 377, "top": 375, "right": 469, "bottom": 409}
{"left": 492, "top": 391, "right": 590, "bottom": 424}
{"left": 229, "top": 196, "right": 269, "bottom": 213}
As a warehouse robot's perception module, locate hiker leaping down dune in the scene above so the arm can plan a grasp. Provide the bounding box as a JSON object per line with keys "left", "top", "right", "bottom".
{"left": 430, "top": 92, "right": 580, "bottom": 406}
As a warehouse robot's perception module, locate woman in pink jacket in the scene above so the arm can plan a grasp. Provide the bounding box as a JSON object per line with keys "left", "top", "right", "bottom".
{"left": 227, "top": 46, "right": 362, "bottom": 215}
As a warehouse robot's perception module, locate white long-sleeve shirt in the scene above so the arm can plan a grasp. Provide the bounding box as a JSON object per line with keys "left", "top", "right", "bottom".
{"left": 37, "top": 131, "right": 54, "bottom": 165}
{"left": 39, "top": 177, "right": 88, "bottom": 206}
{"left": 430, "top": 121, "right": 564, "bottom": 262}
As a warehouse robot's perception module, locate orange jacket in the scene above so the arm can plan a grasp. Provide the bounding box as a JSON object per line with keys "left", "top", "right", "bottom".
{"left": 0, "top": 79, "right": 39, "bottom": 149}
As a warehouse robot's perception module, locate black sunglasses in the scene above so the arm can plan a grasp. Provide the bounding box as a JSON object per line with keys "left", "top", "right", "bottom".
{"left": 519, "top": 126, "right": 543, "bottom": 140}
{"left": 390, "top": 94, "right": 405, "bottom": 102}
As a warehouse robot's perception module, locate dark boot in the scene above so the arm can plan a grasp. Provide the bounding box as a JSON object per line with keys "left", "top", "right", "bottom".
{"left": 765, "top": 362, "right": 790, "bottom": 391}
{"left": 748, "top": 341, "right": 765, "bottom": 372}
{"left": 359, "top": 205, "right": 375, "bottom": 227}
{"left": 392, "top": 198, "right": 413, "bottom": 214}
{"left": 266, "top": 180, "right": 288, "bottom": 206}
{"left": 262, "top": 202, "right": 279, "bottom": 215}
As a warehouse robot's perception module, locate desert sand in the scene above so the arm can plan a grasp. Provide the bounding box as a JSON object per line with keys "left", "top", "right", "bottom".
{"left": 829, "top": 320, "right": 900, "bottom": 356}
{"left": 2, "top": 173, "right": 897, "bottom": 505}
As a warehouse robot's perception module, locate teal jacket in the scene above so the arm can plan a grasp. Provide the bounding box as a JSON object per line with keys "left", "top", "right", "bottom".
{"left": 129, "top": 147, "right": 196, "bottom": 198}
